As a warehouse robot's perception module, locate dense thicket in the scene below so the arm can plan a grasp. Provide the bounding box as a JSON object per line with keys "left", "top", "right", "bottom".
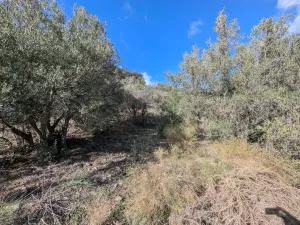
{"left": 165, "top": 10, "right": 300, "bottom": 157}
{"left": 1, "top": 1, "right": 299, "bottom": 160}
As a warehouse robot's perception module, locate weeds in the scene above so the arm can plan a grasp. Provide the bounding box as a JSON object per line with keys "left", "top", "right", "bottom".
{"left": 124, "top": 144, "right": 231, "bottom": 225}
{"left": 164, "top": 123, "right": 197, "bottom": 146}
{"left": 211, "top": 140, "right": 300, "bottom": 186}
{"left": 124, "top": 140, "right": 300, "bottom": 225}
{"left": 85, "top": 196, "right": 116, "bottom": 225}
{"left": 0, "top": 201, "right": 19, "bottom": 225}
{"left": 174, "top": 167, "right": 300, "bottom": 225}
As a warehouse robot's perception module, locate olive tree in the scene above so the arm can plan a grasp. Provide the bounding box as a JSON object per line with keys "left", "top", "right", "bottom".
{"left": 0, "top": 0, "right": 122, "bottom": 151}
{"left": 250, "top": 15, "right": 300, "bottom": 91}
{"left": 168, "top": 10, "right": 240, "bottom": 96}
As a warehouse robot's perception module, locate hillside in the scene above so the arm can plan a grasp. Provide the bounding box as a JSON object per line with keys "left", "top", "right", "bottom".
{"left": 1, "top": 125, "right": 300, "bottom": 224}
{"left": 1, "top": 1, "right": 300, "bottom": 225}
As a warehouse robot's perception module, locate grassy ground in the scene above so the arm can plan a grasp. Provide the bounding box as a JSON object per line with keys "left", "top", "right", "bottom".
{"left": 1, "top": 123, "right": 300, "bottom": 225}
{"left": 0, "top": 121, "right": 166, "bottom": 225}
{"left": 124, "top": 139, "right": 300, "bottom": 225}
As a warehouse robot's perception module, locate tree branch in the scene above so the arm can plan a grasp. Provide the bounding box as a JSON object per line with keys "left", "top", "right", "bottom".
{"left": 28, "top": 117, "right": 46, "bottom": 141}
{"left": 0, "top": 136, "right": 13, "bottom": 147}
{"left": 1, "top": 120, "right": 34, "bottom": 146}
{"left": 47, "top": 113, "right": 64, "bottom": 134}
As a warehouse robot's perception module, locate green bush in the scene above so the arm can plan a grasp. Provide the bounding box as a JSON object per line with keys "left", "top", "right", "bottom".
{"left": 164, "top": 123, "right": 197, "bottom": 145}
{"left": 202, "top": 119, "right": 235, "bottom": 140}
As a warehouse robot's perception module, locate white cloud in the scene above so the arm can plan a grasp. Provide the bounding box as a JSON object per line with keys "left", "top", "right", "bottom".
{"left": 188, "top": 19, "right": 203, "bottom": 38}
{"left": 277, "top": 0, "right": 300, "bottom": 33}
{"left": 122, "top": 1, "right": 135, "bottom": 15}
{"left": 120, "top": 33, "right": 129, "bottom": 49}
{"left": 120, "top": 1, "right": 135, "bottom": 21}
{"left": 277, "top": 0, "right": 300, "bottom": 10}
{"left": 290, "top": 13, "right": 300, "bottom": 32}
{"left": 142, "top": 72, "right": 155, "bottom": 86}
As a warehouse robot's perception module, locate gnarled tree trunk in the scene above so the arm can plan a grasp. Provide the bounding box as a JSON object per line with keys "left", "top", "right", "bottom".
{"left": 61, "top": 113, "right": 72, "bottom": 149}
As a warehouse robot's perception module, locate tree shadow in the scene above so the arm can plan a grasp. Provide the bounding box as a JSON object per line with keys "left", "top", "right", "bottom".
{"left": 266, "top": 207, "right": 300, "bottom": 225}
{"left": 0, "top": 118, "right": 167, "bottom": 201}
{"left": 3, "top": 180, "right": 60, "bottom": 202}
{"left": 63, "top": 118, "right": 166, "bottom": 164}
{"left": 90, "top": 157, "right": 128, "bottom": 186}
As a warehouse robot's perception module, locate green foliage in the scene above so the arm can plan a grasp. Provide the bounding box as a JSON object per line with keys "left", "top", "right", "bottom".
{"left": 158, "top": 89, "right": 184, "bottom": 136}
{"left": 164, "top": 123, "right": 197, "bottom": 145}
{"left": 202, "top": 118, "right": 234, "bottom": 140}
{"left": 0, "top": 0, "right": 123, "bottom": 152}
{"left": 258, "top": 111, "right": 300, "bottom": 157}
{"left": 165, "top": 10, "right": 300, "bottom": 157}
{"left": 121, "top": 70, "right": 162, "bottom": 128}
{"left": 1, "top": 1, "right": 299, "bottom": 160}
{"left": 122, "top": 72, "right": 148, "bottom": 121}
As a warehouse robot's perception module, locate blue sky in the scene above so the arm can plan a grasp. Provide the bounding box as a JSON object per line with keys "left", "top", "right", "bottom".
{"left": 58, "top": 0, "right": 300, "bottom": 84}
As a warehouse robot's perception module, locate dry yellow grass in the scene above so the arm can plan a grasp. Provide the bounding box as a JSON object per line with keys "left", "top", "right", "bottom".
{"left": 171, "top": 166, "right": 300, "bottom": 225}
{"left": 124, "top": 140, "right": 300, "bottom": 225}
{"left": 85, "top": 195, "right": 116, "bottom": 225}
{"left": 124, "top": 145, "right": 231, "bottom": 225}
{"left": 0, "top": 201, "right": 19, "bottom": 225}
{"left": 210, "top": 139, "right": 300, "bottom": 186}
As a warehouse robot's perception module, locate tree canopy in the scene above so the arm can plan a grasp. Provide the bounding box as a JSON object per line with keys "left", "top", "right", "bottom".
{"left": 0, "top": 0, "right": 123, "bottom": 151}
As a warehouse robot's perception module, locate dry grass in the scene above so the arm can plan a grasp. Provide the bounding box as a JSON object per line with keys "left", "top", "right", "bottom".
{"left": 0, "top": 201, "right": 19, "bottom": 225}
{"left": 172, "top": 167, "right": 300, "bottom": 225}
{"left": 210, "top": 140, "right": 300, "bottom": 186}
{"left": 124, "top": 145, "right": 231, "bottom": 225}
{"left": 124, "top": 140, "right": 300, "bottom": 225}
{"left": 85, "top": 194, "right": 116, "bottom": 225}
{"left": 14, "top": 183, "right": 75, "bottom": 225}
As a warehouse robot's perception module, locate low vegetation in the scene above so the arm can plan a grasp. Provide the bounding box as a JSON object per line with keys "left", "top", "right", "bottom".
{"left": 124, "top": 145, "right": 230, "bottom": 225}
{"left": 125, "top": 140, "right": 300, "bottom": 225}
{"left": 0, "top": 0, "right": 300, "bottom": 225}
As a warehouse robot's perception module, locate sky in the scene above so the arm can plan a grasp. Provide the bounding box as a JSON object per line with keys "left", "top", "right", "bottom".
{"left": 58, "top": 0, "right": 300, "bottom": 84}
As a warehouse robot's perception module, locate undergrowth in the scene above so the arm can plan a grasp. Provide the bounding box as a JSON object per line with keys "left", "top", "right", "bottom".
{"left": 0, "top": 201, "right": 19, "bottom": 225}
{"left": 124, "top": 144, "right": 232, "bottom": 225}
{"left": 124, "top": 139, "right": 300, "bottom": 225}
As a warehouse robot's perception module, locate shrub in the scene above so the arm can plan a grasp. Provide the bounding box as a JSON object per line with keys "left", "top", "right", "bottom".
{"left": 202, "top": 118, "right": 234, "bottom": 140}
{"left": 259, "top": 114, "right": 300, "bottom": 158}
{"left": 164, "top": 123, "right": 197, "bottom": 145}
